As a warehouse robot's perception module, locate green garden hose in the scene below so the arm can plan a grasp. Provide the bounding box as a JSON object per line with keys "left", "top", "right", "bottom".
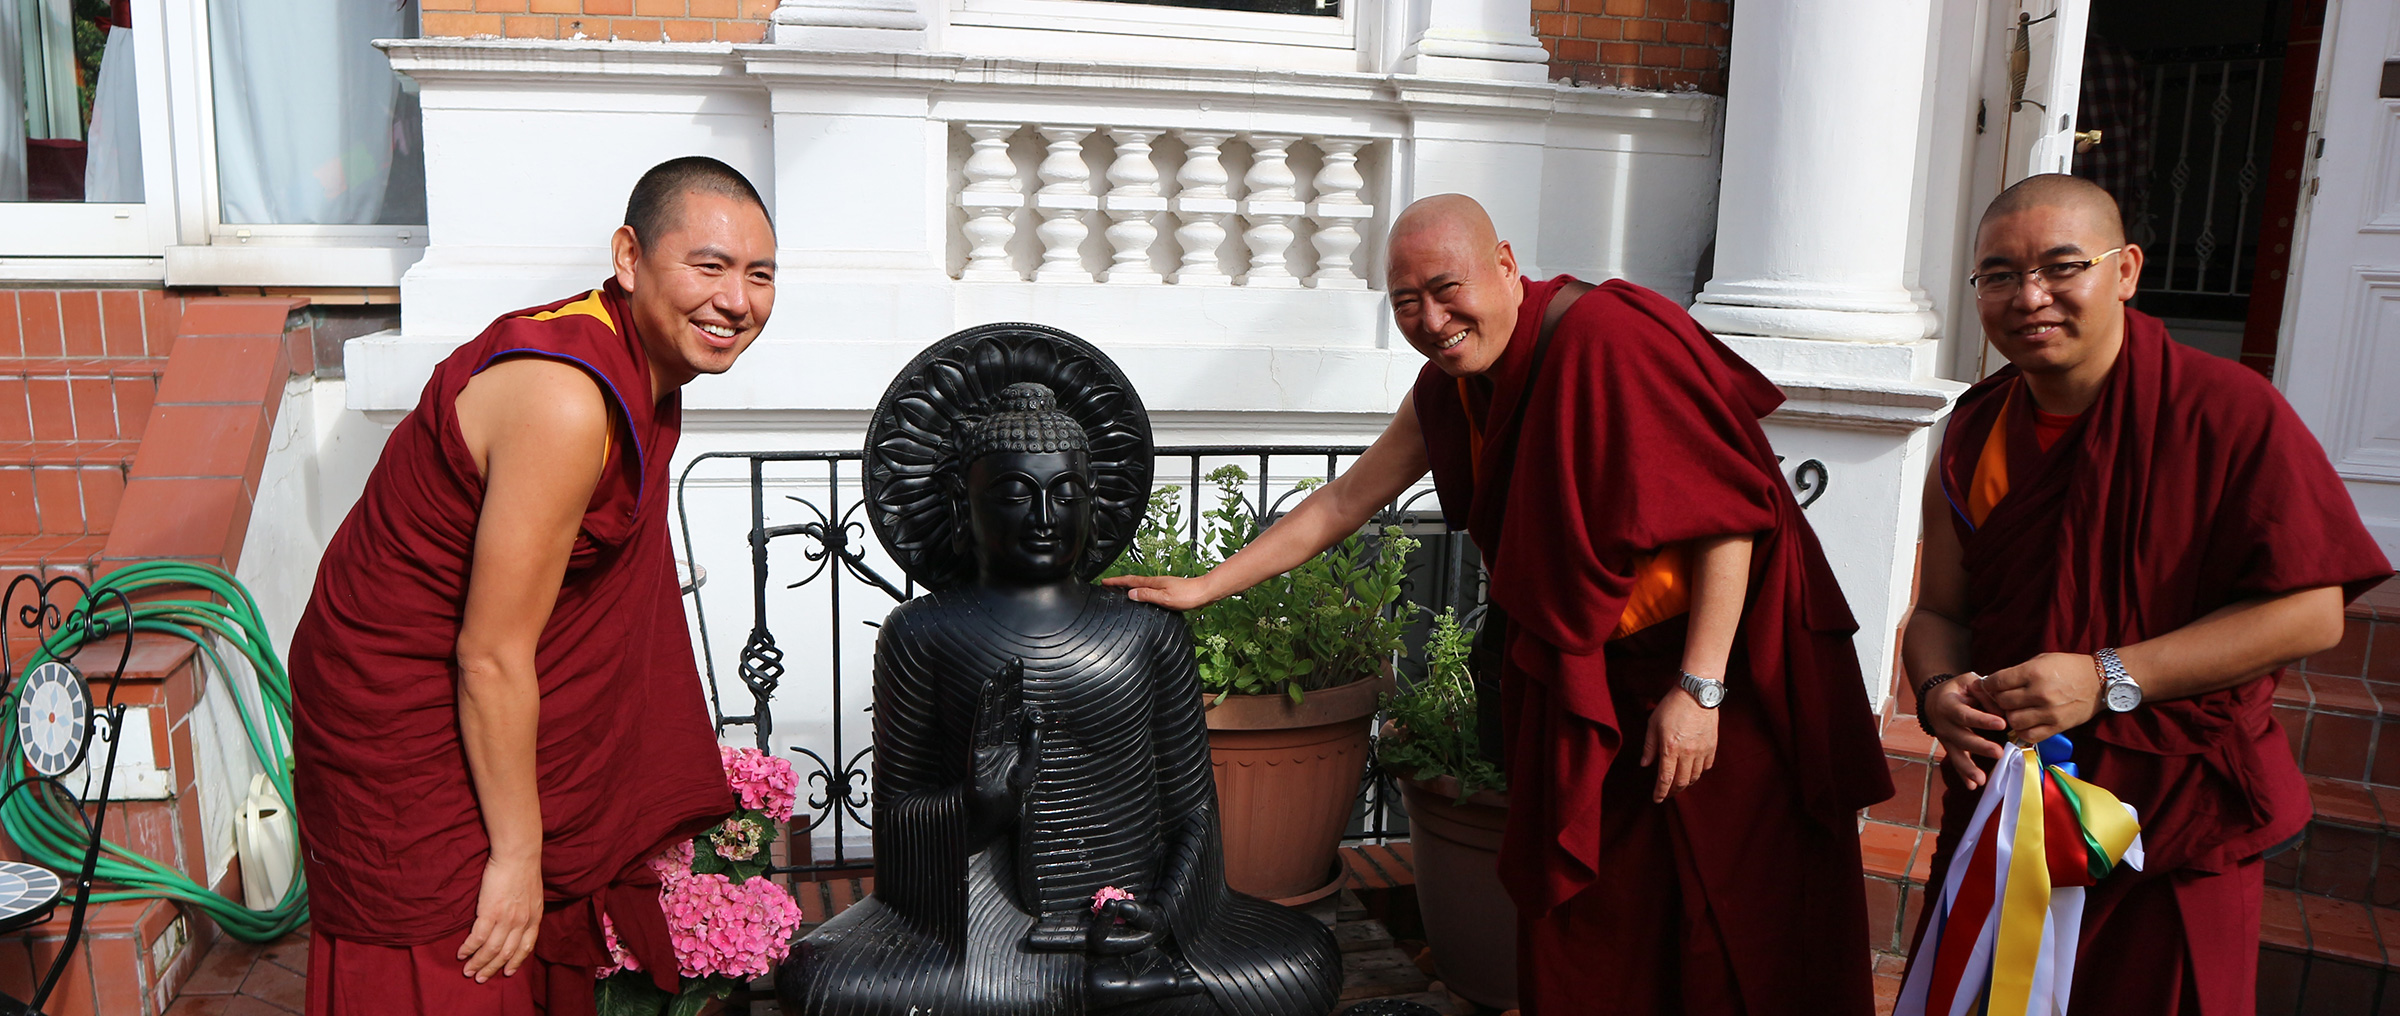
{"left": 3, "top": 561, "right": 305, "bottom": 942}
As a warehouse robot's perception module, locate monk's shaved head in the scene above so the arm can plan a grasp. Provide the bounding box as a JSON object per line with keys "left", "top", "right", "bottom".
{"left": 1385, "top": 193, "right": 1524, "bottom": 376}
{"left": 1978, "top": 173, "right": 2125, "bottom": 249}
{"left": 1389, "top": 193, "right": 1501, "bottom": 252}
{"left": 623, "top": 156, "right": 772, "bottom": 249}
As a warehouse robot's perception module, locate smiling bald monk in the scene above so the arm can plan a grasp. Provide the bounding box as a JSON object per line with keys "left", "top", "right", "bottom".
{"left": 290, "top": 157, "right": 777, "bottom": 1016}
{"left": 1903, "top": 174, "right": 2392, "bottom": 1014}
{"left": 1108, "top": 194, "right": 1892, "bottom": 1015}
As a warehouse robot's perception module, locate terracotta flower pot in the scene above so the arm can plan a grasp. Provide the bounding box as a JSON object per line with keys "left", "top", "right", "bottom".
{"left": 1202, "top": 673, "right": 1391, "bottom": 904}
{"left": 1400, "top": 774, "right": 1518, "bottom": 1011}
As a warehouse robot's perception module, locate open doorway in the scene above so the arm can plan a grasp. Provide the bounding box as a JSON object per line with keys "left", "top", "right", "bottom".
{"left": 2076, "top": 0, "right": 2321, "bottom": 377}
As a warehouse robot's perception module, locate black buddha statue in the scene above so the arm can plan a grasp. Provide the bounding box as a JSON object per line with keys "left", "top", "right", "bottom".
{"left": 778, "top": 325, "right": 1341, "bottom": 1016}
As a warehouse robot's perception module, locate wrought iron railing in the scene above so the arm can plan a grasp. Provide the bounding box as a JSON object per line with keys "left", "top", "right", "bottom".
{"left": 677, "top": 445, "right": 1829, "bottom": 875}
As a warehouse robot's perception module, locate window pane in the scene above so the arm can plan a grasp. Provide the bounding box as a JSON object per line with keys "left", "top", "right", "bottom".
{"left": 209, "top": 0, "right": 427, "bottom": 226}
{"left": 1093, "top": 0, "right": 1337, "bottom": 14}
{"left": 2, "top": 0, "right": 145, "bottom": 203}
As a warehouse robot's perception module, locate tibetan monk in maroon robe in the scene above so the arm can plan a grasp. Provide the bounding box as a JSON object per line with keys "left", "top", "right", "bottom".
{"left": 1109, "top": 194, "right": 1892, "bottom": 1015}
{"left": 290, "top": 157, "right": 778, "bottom": 1016}
{"left": 1904, "top": 174, "right": 2391, "bottom": 1015}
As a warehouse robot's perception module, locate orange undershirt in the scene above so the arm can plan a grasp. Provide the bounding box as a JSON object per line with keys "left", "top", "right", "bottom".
{"left": 1459, "top": 378, "right": 1689, "bottom": 640}
{"left": 1965, "top": 388, "right": 2084, "bottom": 527}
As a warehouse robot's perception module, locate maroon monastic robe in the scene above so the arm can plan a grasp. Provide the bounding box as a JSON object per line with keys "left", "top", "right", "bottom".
{"left": 1414, "top": 276, "right": 1893, "bottom": 1015}
{"left": 1913, "top": 310, "right": 2391, "bottom": 1014}
{"left": 291, "top": 281, "right": 736, "bottom": 1015}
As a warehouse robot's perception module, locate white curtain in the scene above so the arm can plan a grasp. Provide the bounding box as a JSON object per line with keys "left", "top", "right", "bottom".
{"left": 19, "top": 0, "right": 79, "bottom": 142}
{"left": 210, "top": 0, "right": 408, "bottom": 224}
{"left": 84, "top": 26, "right": 142, "bottom": 203}
{"left": 0, "top": 0, "right": 23, "bottom": 201}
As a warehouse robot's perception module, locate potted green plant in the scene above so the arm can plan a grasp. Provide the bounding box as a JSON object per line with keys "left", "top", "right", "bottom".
{"left": 1105, "top": 466, "right": 1412, "bottom": 904}
{"left": 1383, "top": 609, "right": 1517, "bottom": 1011}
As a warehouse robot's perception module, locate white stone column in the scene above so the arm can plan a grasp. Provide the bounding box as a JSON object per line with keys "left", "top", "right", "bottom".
{"left": 1688, "top": 0, "right": 1963, "bottom": 710}
{"left": 1392, "top": 0, "right": 1550, "bottom": 82}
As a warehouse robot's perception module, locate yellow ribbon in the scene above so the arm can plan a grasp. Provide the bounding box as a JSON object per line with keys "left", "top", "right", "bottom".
{"left": 1987, "top": 748, "right": 2051, "bottom": 1016}
{"left": 2051, "top": 768, "right": 2142, "bottom": 867}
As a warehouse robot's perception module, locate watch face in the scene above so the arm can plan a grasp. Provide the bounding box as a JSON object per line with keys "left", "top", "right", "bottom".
{"left": 2105, "top": 680, "right": 2143, "bottom": 713}
{"left": 1696, "top": 682, "right": 1725, "bottom": 709}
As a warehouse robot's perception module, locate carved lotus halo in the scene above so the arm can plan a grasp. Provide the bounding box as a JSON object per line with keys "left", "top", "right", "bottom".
{"left": 863, "top": 323, "right": 1153, "bottom": 592}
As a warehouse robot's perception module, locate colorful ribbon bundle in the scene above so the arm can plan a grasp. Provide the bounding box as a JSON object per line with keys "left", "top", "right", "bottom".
{"left": 1896, "top": 736, "right": 2145, "bottom": 1016}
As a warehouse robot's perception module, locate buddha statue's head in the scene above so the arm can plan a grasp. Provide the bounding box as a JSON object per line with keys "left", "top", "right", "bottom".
{"left": 956, "top": 383, "right": 1095, "bottom": 586}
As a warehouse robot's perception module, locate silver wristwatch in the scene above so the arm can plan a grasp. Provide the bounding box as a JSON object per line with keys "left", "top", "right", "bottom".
{"left": 2096, "top": 648, "right": 2142, "bottom": 712}
{"left": 1678, "top": 671, "right": 1726, "bottom": 709}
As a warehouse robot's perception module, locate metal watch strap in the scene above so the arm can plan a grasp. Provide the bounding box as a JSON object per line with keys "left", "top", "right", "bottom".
{"left": 2096, "top": 647, "right": 2141, "bottom": 712}
{"left": 1678, "top": 671, "right": 1725, "bottom": 708}
{"left": 1915, "top": 673, "right": 1958, "bottom": 738}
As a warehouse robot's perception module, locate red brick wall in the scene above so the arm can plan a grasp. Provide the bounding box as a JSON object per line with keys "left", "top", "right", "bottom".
{"left": 420, "top": 0, "right": 777, "bottom": 43}
{"left": 1532, "top": 0, "right": 1732, "bottom": 93}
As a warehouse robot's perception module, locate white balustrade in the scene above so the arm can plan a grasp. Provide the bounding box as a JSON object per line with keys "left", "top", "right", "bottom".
{"left": 1033, "top": 125, "right": 1098, "bottom": 282}
{"left": 952, "top": 122, "right": 1380, "bottom": 289}
{"left": 1170, "top": 129, "right": 1238, "bottom": 287}
{"left": 1100, "top": 128, "right": 1166, "bottom": 285}
{"left": 1238, "top": 134, "right": 1305, "bottom": 289}
{"left": 958, "top": 123, "right": 1026, "bottom": 282}
{"left": 1306, "top": 138, "right": 1374, "bottom": 290}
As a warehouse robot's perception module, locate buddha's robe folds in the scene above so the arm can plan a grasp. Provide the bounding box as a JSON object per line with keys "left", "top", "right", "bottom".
{"left": 1911, "top": 310, "right": 2392, "bottom": 1014}
{"left": 291, "top": 282, "right": 736, "bottom": 1016}
{"left": 782, "top": 588, "right": 1339, "bottom": 1016}
{"left": 1413, "top": 276, "right": 1893, "bottom": 1016}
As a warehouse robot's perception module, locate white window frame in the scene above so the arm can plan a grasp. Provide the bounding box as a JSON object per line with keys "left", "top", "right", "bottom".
{"left": 158, "top": 0, "right": 428, "bottom": 288}
{"left": 0, "top": 0, "right": 179, "bottom": 279}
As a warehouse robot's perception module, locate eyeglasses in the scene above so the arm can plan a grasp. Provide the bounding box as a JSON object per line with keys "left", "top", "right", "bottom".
{"left": 1967, "top": 247, "right": 2124, "bottom": 300}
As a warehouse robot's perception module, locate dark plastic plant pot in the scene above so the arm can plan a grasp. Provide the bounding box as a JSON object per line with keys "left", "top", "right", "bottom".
{"left": 1398, "top": 774, "right": 1518, "bottom": 1011}
{"left": 1201, "top": 673, "right": 1391, "bottom": 903}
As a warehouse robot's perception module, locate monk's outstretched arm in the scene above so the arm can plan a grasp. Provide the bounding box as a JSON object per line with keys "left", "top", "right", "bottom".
{"left": 451, "top": 358, "right": 611, "bottom": 983}
{"left": 1903, "top": 465, "right": 2011, "bottom": 789}
{"left": 1986, "top": 586, "right": 2346, "bottom": 745}
{"left": 1105, "top": 393, "right": 1431, "bottom": 611}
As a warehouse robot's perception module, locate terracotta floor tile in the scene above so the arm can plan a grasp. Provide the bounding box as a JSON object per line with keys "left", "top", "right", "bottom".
{"left": 30, "top": 467, "right": 78, "bottom": 534}
{"left": 2373, "top": 623, "right": 2400, "bottom": 684}
{"left": 1881, "top": 721, "right": 1938, "bottom": 761}
{"left": 99, "top": 291, "right": 144, "bottom": 359}
{"left": 165, "top": 995, "right": 234, "bottom": 1016}
{"left": 1858, "top": 821, "right": 1917, "bottom": 881}
{"left": 259, "top": 933, "right": 307, "bottom": 977}
{"left": 65, "top": 377, "right": 116, "bottom": 442}
{"left": 1862, "top": 876, "right": 1900, "bottom": 953}
{"left": 178, "top": 934, "right": 262, "bottom": 995}
{"left": 2313, "top": 674, "right": 2382, "bottom": 717}
{"left": 0, "top": 469, "right": 35, "bottom": 535}
{"left": 25, "top": 377, "right": 71, "bottom": 443}
{"left": 2300, "top": 956, "right": 2381, "bottom": 1016}
{"left": 2260, "top": 887, "right": 2307, "bottom": 948}
{"left": 1868, "top": 757, "right": 1929, "bottom": 828}
{"left": 2300, "top": 893, "right": 2384, "bottom": 965}
{"left": 128, "top": 405, "right": 263, "bottom": 480}
{"left": 2309, "top": 712, "right": 2376, "bottom": 781}
{"left": 174, "top": 299, "right": 297, "bottom": 338}
{"left": 2300, "top": 823, "right": 2378, "bottom": 900}
{"left": 155, "top": 334, "right": 287, "bottom": 408}
{"left": 2274, "top": 672, "right": 2315, "bottom": 708}
{"left": 18, "top": 291, "right": 63, "bottom": 358}
{"left": 140, "top": 290, "right": 174, "bottom": 357}
{"left": 57, "top": 292, "right": 102, "bottom": 359}
{"left": 2257, "top": 945, "right": 2306, "bottom": 1016}
{"left": 0, "top": 378, "right": 28, "bottom": 444}
{"left": 2311, "top": 776, "right": 2385, "bottom": 828}
{"left": 102, "top": 476, "right": 246, "bottom": 564}
{"left": 238, "top": 952, "right": 305, "bottom": 1012}
{"left": 78, "top": 468, "right": 124, "bottom": 534}
{"left": 87, "top": 934, "right": 145, "bottom": 1016}
{"left": 115, "top": 376, "right": 156, "bottom": 441}
{"left": 2278, "top": 705, "right": 2310, "bottom": 765}
{"left": 2311, "top": 619, "right": 2376, "bottom": 679}
{"left": 0, "top": 291, "right": 19, "bottom": 358}
{"left": 224, "top": 994, "right": 298, "bottom": 1016}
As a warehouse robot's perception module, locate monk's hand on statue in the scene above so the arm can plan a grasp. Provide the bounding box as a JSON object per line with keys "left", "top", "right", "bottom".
{"left": 458, "top": 851, "right": 542, "bottom": 982}
{"left": 1089, "top": 898, "right": 1169, "bottom": 956}
{"left": 1983, "top": 653, "right": 2100, "bottom": 746}
{"left": 1641, "top": 691, "right": 1719, "bottom": 803}
{"left": 1101, "top": 573, "right": 1219, "bottom": 612}
{"left": 1925, "top": 674, "right": 2009, "bottom": 790}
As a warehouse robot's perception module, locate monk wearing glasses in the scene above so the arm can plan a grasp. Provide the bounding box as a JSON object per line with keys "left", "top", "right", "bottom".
{"left": 1903, "top": 173, "right": 2390, "bottom": 1013}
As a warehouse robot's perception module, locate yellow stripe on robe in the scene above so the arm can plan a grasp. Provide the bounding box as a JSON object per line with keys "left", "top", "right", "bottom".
{"left": 520, "top": 290, "right": 618, "bottom": 334}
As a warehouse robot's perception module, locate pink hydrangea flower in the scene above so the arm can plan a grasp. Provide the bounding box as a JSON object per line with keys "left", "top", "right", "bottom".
{"left": 658, "top": 872, "right": 806, "bottom": 980}
{"left": 598, "top": 913, "right": 641, "bottom": 977}
{"left": 719, "top": 746, "right": 801, "bottom": 819}
{"left": 1091, "top": 886, "right": 1135, "bottom": 914}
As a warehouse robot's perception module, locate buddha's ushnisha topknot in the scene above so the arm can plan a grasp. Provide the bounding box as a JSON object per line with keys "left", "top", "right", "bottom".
{"left": 958, "top": 382, "right": 1090, "bottom": 462}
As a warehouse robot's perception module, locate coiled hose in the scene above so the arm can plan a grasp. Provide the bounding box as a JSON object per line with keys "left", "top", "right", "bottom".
{"left": 3, "top": 561, "right": 305, "bottom": 942}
